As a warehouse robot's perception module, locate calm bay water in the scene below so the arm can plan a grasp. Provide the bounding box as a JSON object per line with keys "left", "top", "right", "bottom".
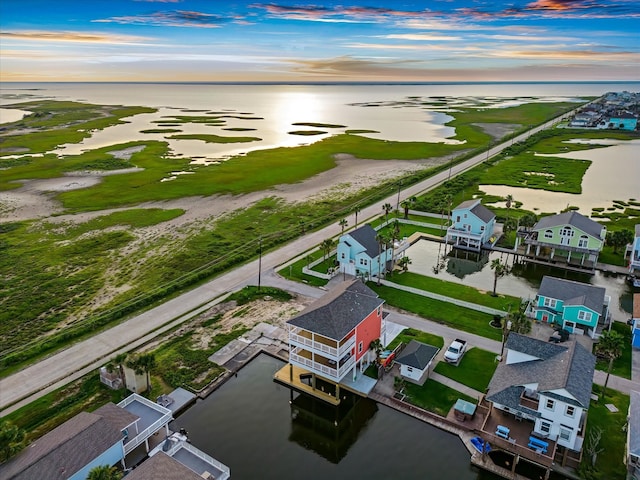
{"left": 173, "top": 354, "right": 500, "bottom": 480}
{"left": 1, "top": 82, "right": 638, "bottom": 162}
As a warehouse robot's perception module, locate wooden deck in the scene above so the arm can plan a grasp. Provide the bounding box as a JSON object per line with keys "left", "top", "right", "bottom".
{"left": 274, "top": 364, "right": 342, "bottom": 406}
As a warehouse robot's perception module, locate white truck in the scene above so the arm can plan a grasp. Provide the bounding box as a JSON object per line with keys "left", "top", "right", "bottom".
{"left": 444, "top": 339, "right": 467, "bottom": 364}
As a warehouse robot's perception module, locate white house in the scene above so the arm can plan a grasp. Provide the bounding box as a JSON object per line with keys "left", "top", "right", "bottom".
{"left": 486, "top": 334, "right": 595, "bottom": 453}
{"left": 394, "top": 340, "right": 439, "bottom": 385}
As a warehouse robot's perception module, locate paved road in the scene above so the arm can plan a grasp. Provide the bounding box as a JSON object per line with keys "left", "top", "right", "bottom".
{"left": 0, "top": 111, "right": 581, "bottom": 415}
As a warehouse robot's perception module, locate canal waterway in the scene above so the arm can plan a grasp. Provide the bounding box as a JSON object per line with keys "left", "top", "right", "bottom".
{"left": 173, "top": 354, "right": 501, "bottom": 480}
{"left": 405, "top": 240, "right": 634, "bottom": 322}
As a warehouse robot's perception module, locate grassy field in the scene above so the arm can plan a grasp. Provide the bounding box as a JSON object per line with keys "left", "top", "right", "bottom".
{"left": 433, "top": 347, "right": 498, "bottom": 392}
{"left": 369, "top": 284, "right": 503, "bottom": 341}
{"left": 595, "top": 322, "right": 632, "bottom": 380}
{"left": 578, "top": 386, "right": 629, "bottom": 480}
{"left": 386, "top": 327, "right": 444, "bottom": 350}
{"left": 386, "top": 271, "right": 519, "bottom": 311}
{"left": 402, "top": 379, "right": 476, "bottom": 417}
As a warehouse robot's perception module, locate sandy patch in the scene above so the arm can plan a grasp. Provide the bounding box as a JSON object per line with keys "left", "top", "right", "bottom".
{"left": 473, "top": 123, "right": 520, "bottom": 140}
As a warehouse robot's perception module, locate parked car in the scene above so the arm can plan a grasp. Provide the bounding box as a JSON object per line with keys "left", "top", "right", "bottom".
{"left": 444, "top": 339, "right": 467, "bottom": 363}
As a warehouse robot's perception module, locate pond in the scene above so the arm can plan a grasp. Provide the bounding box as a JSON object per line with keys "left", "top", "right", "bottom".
{"left": 405, "top": 239, "right": 633, "bottom": 322}
{"left": 173, "top": 354, "right": 501, "bottom": 480}
{"left": 479, "top": 139, "right": 640, "bottom": 214}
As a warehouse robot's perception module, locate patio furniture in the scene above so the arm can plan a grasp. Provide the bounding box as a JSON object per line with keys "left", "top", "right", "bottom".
{"left": 495, "top": 425, "right": 510, "bottom": 440}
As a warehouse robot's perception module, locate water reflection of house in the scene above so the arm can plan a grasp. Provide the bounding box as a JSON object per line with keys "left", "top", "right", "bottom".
{"left": 478, "top": 334, "right": 595, "bottom": 475}
{"left": 275, "top": 279, "right": 382, "bottom": 405}
{"left": 444, "top": 249, "right": 490, "bottom": 279}
{"left": 517, "top": 211, "right": 606, "bottom": 271}
{"left": 445, "top": 199, "right": 496, "bottom": 252}
{"left": 289, "top": 391, "right": 377, "bottom": 463}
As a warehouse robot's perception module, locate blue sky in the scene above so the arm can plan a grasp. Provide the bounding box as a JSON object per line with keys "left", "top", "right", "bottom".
{"left": 1, "top": 0, "right": 639, "bottom": 82}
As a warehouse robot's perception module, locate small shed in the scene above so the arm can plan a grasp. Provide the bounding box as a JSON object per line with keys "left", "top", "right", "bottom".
{"left": 395, "top": 340, "right": 439, "bottom": 386}
{"left": 453, "top": 398, "right": 477, "bottom": 422}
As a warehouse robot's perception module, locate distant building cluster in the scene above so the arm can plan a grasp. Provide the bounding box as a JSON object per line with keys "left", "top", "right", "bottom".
{"left": 568, "top": 91, "right": 639, "bottom": 130}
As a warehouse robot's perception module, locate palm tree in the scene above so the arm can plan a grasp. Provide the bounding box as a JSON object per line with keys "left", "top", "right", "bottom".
{"left": 398, "top": 256, "right": 412, "bottom": 272}
{"left": 595, "top": 330, "right": 624, "bottom": 403}
{"left": 382, "top": 203, "right": 393, "bottom": 225}
{"left": 508, "top": 302, "right": 531, "bottom": 334}
{"left": 375, "top": 232, "right": 390, "bottom": 285}
{"left": 490, "top": 258, "right": 511, "bottom": 296}
{"left": 0, "top": 420, "right": 25, "bottom": 462}
{"left": 87, "top": 465, "right": 123, "bottom": 480}
{"left": 400, "top": 196, "right": 416, "bottom": 219}
{"left": 353, "top": 205, "right": 361, "bottom": 227}
{"left": 338, "top": 218, "right": 348, "bottom": 234}
{"left": 505, "top": 194, "right": 514, "bottom": 219}
{"left": 320, "top": 238, "right": 335, "bottom": 264}
{"left": 138, "top": 353, "right": 156, "bottom": 392}
{"left": 606, "top": 229, "right": 633, "bottom": 254}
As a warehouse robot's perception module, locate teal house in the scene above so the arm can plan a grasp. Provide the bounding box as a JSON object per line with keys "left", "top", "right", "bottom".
{"left": 531, "top": 276, "right": 609, "bottom": 339}
{"left": 628, "top": 224, "right": 640, "bottom": 275}
{"left": 445, "top": 199, "right": 496, "bottom": 252}
{"left": 519, "top": 211, "right": 606, "bottom": 270}
{"left": 606, "top": 113, "right": 638, "bottom": 131}
{"left": 337, "top": 224, "right": 392, "bottom": 280}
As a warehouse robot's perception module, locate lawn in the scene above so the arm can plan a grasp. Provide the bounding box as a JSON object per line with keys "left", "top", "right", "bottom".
{"left": 386, "top": 327, "right": 444, "bottom": 350}
{"left": 385, "top": 271, "right": 520, "bottom": 311}
{"left": 369, "top": 284, "right": 503, "bottom": 341}
{"left": 433, "top": 347, "right": 498, "bottom": 392}
{"left": 402, "top": 379, "right": 476, "bottom": 417}
{"left": 595, "top": 321, "right": 632, "bottom": 380}
{"left": 578, "top": 386, "right": 629, "bottom": 480}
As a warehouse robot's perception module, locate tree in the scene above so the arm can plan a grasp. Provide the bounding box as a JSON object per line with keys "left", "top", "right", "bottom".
{"left": 401, "top": 196, "right": 417, "bottom": 219}
{"left": 369, "top": 339, "right": 383, "bottom": 364}
{"left": 353, "top": 205, "right": 361, "bottom": 227}
{"left": 505, "top": 194, "right": 514, "bottom": 221}
{"left": 606, "top": 229, "right": 633, "bottom": 254}
{"left": 490, "top": 258, "right": 511, "bottom": 296}
{"left": 0, "top": 420, "right": 25, "bottom": 462}
{"left": 398, "top": 256, "right": 412, "bottom": 272}
{"left": 583, "top": 426, "right": 604, "bottom": 467}
{"left": 519, "top": 212, "right": 537, "bottom": 228}
{"left": 595, "top": 329, "right": 624, "bottom": 403}
{"left": 126, "top": 353, "right": 156, "bottom": 393}
{"left": 320, "top": 238, "right": 335, "bottom": 264}
{"left": 382, "top": 203, "right": 393, "bottom": 225}
{"left": 338, "top": 218, "right": 348, "bottom": 234}
{"left": 508, "top": 302, "right": 531, "bottom": 335}
{"left": 87, "top": 465, "right": 123, "bottom": 480}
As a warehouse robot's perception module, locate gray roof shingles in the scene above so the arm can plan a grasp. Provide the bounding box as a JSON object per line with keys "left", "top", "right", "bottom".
{"left": 348, "top": 224, "right": 380, "bottom": 259}
{"left": 486, "top": 334, "right": 595, "bottom": 411}
{"left": 630, "top": 390, "right": 640, "bottom": 458}
{"left": 453, "top": 199, "right": 495, "bottom": 223}
{"left": 395, "top": 340, "right": 439, "bottom": 370}
{"left": 533, "top": 211, "right": 604, "bottom": 239}
{"left": 0, "top": 412, "right": 125, "bottom": 480}
{"left": 538, "top": 276, "right": 606, "bottom": 314}
{"left": 287, "top": 279, "right": 384, "bottom": 340}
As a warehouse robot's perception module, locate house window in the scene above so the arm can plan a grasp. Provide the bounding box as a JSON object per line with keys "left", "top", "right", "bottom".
{"left": 341, "top": 253, "right": 346, "bottom": 259}
{"left": 565, "top": 405, "right": 575, "bottom": 417}
{"left": 407, "top": 366, "right": 413, "bottom": 372}
{"left": 543, "top": 298, "right": 557, "bottom": 308}
{"left": 377, "top": 306, "right": 381, "bottom": 316}
{"left": 359, "top": 258, "right": 368, "bottom": 266}
{"left": 560, "top": 226, "right": 574, "bottom": 237}
{"left": 544, "top": 229, "right": 553, "bottom": 239}
{"left": 456, "top": 215, "right": 460, "bottom": 222}
{"left": 358, "top": 341, "right": 363, "bottom": 353}
{"left": 480, "top": 225, "right": 485, "bottom": 231}
{"left": 578, "top": 311, "right": 592, "bottom": 322}
{"left": 463, "top": 213, "right": 467, "bottom": 218}
{"left": 540, "top": 421, "right": 551, "bottom": 434}
{"left": 545, "top": 399, "right": 555, "bottom": 411}
{"left": 559, "top": 428, "right": 571, "bottom": 442}
{"left": 578, "top": 235, "right": 589, "bottom": 248}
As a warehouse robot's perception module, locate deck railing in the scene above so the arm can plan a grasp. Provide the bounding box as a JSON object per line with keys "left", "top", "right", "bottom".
{"left": 118, "top": 394, "right": 173, "bottom": 455}
{"left": 289, "top": 331, "right": 355, "bottom": 359}
{"left": 289, "top": 350, "right": 356, "bottom": 381}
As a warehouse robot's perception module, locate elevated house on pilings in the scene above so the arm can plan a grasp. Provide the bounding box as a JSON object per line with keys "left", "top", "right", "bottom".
{"left": 517, "top": 211, "right": 606, "bottom": 272}
{"left": 275, "top": 279, "right": 383, "bottom": 405}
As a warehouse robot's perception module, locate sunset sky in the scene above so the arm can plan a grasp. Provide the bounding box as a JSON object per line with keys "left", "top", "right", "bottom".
{"left": 1, "top": 0, "right": 639, "bottom": 82}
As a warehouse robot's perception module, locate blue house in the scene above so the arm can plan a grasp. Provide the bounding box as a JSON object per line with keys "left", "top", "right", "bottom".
{"left": 531, "top": 276, "right": 609, "bottom": 339}
{"left": 337, "top": 224, "right": 392, "bottom": 280}
{"left": 446, "top": 199, "right": 496, "bottom": 251}
{"left": 632, "top": 293, "right": 640, "bottom": 349}
{"left": 606, "top": 113, "right": 638, "bottom": 131}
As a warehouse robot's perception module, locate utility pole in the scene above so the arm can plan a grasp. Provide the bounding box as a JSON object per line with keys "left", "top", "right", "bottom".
{"left": 258, "top": 236, "right": 262, "bottom": 291}
{"left": 396, "top": 181, "right": 401, "bottom": 217}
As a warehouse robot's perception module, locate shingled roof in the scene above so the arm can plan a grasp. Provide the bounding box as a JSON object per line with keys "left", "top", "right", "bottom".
{"left": 486, "top": 334, "right": 595, "bottom": 412}
{"left": 453, "top": 199, "right": 495, "bottom": 223}
{"left": 538, "top": 276, "right": 606, "bottom": 314}
{"left": 395, "top": 340, "right": 439, "bottom": 370}
{"left": 0, "top": 410, "right": 129, "bottom": 480}
{"left": 533, "top": 211, "right": 604, "bottom": 239}
{"left": 347, "top": 224, "right": 379, "bottom": 258}
{"left": 287, "top": 279, "right": 384, "bottom": 340}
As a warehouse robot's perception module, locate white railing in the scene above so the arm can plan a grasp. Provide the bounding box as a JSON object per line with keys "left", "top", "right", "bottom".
{"left": 289, "top": 351, "right": 356, "bottom": 382}
{"left": 181, "top": 442, "right": 231, "bottom": 479}
{"left": 118, "top": 394, "right": 173, "bottom": 455}
{"left": 289, "top": 331, "right": 355, "bottom": 359}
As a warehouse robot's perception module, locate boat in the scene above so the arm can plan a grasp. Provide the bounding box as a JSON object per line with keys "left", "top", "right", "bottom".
{"left": 470, "top": 436, "right": 491, "bottom": 454}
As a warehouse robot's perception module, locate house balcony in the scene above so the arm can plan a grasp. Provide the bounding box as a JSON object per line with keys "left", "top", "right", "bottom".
{"left": 289, "top": 328, "right": 356, "bottom": 360}
{"left": 289, "top": 346, "right": 356, "bottom": 382}
{"left": 118, "top": 393, "right": 173, "bottom": 455}
{"left": 519, "top": 392, "right": 539, "bottom": 411}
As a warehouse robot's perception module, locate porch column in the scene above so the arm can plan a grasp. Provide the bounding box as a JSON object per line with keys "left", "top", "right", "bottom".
{"left": 536, "top": 245, "right": 540, "bottom": 256}
{"left": 526, "top": 243, "right": 531, "bottom": 255}
{"left": 165, "top": 424, "right": 169, "bottom": 436}
{"left": 145, "top": 438, "right": 149, "bottom": 453}
{"left": 312, "top": 373, "right": 316, "bottom": 391}
{"left": 550, "top": 248, "right": 555, "bottom": 260}
{"left": 511, "top": 454, "right": 519, "bottom": 473}
{"left": 336, "top": 384, "right": 340, "bottom": 401}
{"left": 581, "top": 253, "right": 585, "bottom": 265}
{"left": 289, "top": 363, "right": 293, "bottom": 382}
{"left": 567, "top": 250, "right": 572, "bottom": 263}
